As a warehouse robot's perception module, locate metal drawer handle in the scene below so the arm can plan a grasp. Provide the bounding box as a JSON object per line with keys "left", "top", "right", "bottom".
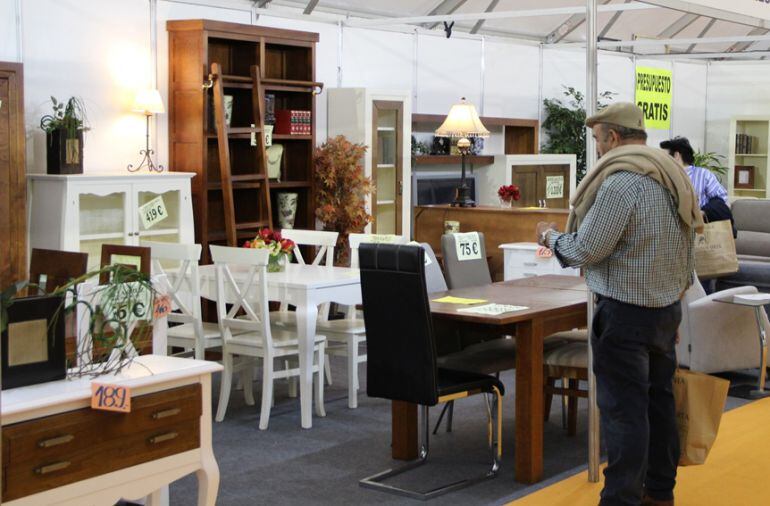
{"left": 152, "top": 408, "right": 181, "bottom": 420}
{"left": 524, "top": 272, "right": 538, "bottom": 277}
{"left": 149, "top": 431, "right": 179, "bottom": 444}
{"left": 37, "top": 434, "right": 75, "bottom": 448}
{"left": 523, "top": 262, "right": 540, "bottom": 267}
{"left": 35, "top": 461, "right": 71, "bottom": 475}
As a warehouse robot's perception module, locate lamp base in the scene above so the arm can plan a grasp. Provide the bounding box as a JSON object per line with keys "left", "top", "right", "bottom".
{"left": 451, "top": 184, "right": 476, "bottom": 208}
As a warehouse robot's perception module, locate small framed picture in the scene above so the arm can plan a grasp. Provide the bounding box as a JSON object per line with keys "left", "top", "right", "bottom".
{"left": 734, "top": 165, "right": 755, "bottom": 189}
{"left": 2, "top": 294, "right": 66, "bottom": 390}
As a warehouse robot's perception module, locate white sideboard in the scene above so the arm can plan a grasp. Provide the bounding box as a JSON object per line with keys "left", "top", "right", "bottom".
{"left": 477, "top": 154, "right": 577, "bottom": 207}
{"left": 1, "top": 355, "right": 221, "bottom": 505}
{"left": 27, "top": 173, "right": 195, "bottom": 270}
{"left": 500, "top": 242, "right": 580, "bottom": 281}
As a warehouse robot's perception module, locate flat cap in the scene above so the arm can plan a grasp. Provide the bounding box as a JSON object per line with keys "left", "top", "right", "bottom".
{"left": 585, "top": 102, "right": 645, "bottom": 131}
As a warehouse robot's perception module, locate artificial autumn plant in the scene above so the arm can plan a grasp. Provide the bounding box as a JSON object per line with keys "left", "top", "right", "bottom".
{"left": 313, "top": 135, "right": 374, "bottom": 265}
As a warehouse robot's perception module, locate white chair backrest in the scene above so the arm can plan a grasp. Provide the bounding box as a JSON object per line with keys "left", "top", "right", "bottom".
{"left": 348, "top": 233, "right": 408, "bottom": 268}
{"left": 210, "top": 245, "right": 273, "bottom": 352}
{"left": 145, "top": 241, "right": 203, "bottom": 326}
{"left": 281, "top": 229, "right": 338, "bottom": 266}
{"left": 419, "top": 242, "right": 448, "bottom": 293}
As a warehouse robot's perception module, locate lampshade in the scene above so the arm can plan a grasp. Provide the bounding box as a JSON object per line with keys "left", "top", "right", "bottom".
{"left": 434, "top": 97, "right": 489, "bottom": 138}
{"left": 131, "top": 89, "right": 165, "bottom": 115}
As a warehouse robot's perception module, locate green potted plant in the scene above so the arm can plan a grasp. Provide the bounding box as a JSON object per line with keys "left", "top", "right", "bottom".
{"left": 313, "top": 135, "right": 374, "bottom": 265}
{"left": 541, "top": 87, "right": 615, "bottom": 184}
{"left": 40, "top": 96, "right": 89, "bottom": 174}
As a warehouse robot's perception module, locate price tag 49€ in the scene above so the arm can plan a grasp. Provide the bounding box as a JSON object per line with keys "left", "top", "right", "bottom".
{"left": 454, "top": 232, "right": 483, "bottom": 261}
{"left": 139, "top": 196, "right": 168, "bottom": 230}
{"left": 91, "top": 382, "right": 132, "bottom": 413}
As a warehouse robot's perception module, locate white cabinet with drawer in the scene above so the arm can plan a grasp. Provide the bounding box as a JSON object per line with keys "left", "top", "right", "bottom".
{"left": 500, "top": 242, "right": 580, "bottom": 280}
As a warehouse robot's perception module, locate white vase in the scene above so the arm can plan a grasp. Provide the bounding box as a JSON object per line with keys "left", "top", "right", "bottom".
{"left": 277, "top": 192, "right": 298, "bottom": 229}
{"left": 223, "top": 95, "right": 233, "bottom": 126}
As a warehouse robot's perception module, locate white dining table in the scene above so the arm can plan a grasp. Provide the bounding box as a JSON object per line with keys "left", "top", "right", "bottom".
{"left": 196, "top": 263, "right": 362, "bottom": 428}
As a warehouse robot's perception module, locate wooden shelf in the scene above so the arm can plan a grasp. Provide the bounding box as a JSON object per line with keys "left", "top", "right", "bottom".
{"left": 139, "top": 228, "right": 180, "bottom": 237}
{"left": 412, "top": 113, "right": 538, "bottom": 129}
{"left": 736, "top": 153, "right": 768, "bottom": 157}
{"left": 262, "top": 78, "right": 323, "bottom": 93}
{"left": 269, "top": 181, "right": 312, "bottom": 189}
{"left": 80, "top": 232, "right": 125, "bottom": 242}
{"left": 414, "top": 155, "right": 495, "bottom": 166}
{"left": 272, "top": 134, "right": 313, "bottom": 140}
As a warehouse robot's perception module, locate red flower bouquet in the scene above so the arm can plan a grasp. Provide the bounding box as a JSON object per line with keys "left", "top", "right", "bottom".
{"left": 497, "top": 184, "right": 521, "bottom": 203}
{"left": 243, "top": 228, "right": 295, "bottom": 271}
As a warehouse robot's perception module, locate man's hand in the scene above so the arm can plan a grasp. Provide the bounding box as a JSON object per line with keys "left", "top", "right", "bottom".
{"left": 536, "top": 221, "right": 559, "bottom": 247}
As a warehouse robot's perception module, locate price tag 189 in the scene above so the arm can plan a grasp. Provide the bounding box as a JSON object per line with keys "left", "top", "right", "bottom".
{"left": 153, "top": 294, "right": 172, "bottom": 319}
{"left": 138, "top": 196, "right": 168, "bottom": 230}
{"left": 454, "top": 232, "right": 482, "bottom": 261}
{"left": 91, "top": 383, "right": 132, "bottom": 413}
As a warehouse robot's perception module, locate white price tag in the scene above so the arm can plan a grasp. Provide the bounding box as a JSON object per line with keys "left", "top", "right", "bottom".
{"left": 139, "top": 196, "right": 168, "bottom": 230}
{"left": 368, "top": 234, "right": 398, "bottom": 244}
{"left": 454, "top": 232, "right": 482, "bottom": 261}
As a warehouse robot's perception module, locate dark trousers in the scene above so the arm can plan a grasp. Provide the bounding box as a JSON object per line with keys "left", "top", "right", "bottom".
{"left": 592, "top": 296, "right": 682, "bottom": 506}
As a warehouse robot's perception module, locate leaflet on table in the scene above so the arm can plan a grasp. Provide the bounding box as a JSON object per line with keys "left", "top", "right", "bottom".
{"left": 456, "top": 303, "right": 529, "bottom": 315}
{"left": 432, "top": 296, "right": 487, "bottom": 304}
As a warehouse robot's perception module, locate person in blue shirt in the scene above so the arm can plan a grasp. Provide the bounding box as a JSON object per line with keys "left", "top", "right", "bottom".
{"left": 660, "top": 136, "right": 728, "bottom": 208}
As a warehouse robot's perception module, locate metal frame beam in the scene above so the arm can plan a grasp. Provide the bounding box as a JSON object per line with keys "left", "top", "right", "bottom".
{"left": 598, "top": 0, "right": 631, "bottom": 40}
{"left": 638, "top": 0, "right": 770, "bottom": 30}
{"left": 545, "top": 0, "right": 611, "bottom": 44}
{"left": 344, "top": 3, "right": 658, "bottom": 28}
{"left": 256, "top": 0, "right": 271, "bottom": 8}
{"left": 554, "top": 34, "right": 770, "bottom": 49}
{"left": 302, "top": 0, "right": 319, "bottom": 15}
{"left": 470, "top": 0, "right": 499, "bottom": 35}
{"left": 423, "top": 0, "right": 467, "bottom": 30}
{"left": 644, "top": 50, "right": 770, "bottom": 60}
{"left": 686, "top": 18, "right": 716, "bottom": 53}
{"left": 657, "top": 12, "right": 699, "bottom": 38}
{"left": 727, "top": 27, "right": 769, "bottom": 53}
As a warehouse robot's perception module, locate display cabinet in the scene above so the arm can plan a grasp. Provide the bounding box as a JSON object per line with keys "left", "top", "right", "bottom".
{"left": 327, "top": 88, "right": 412, "bottom": 236}
{"left": 27, "top": 173, "right": 194, "bottom": 270}
{"left": 728, "top": 117, "right": 770, "bottom": 199}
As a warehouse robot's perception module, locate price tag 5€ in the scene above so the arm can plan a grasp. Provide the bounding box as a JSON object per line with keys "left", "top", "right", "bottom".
{"left": 454, "top": 232, "right": 482, "bottom": 261}
{"left": 91, "top": 383, "right": 131, "bottom": 413}
{"left": 139, "top": 196, "right": 168, "bottom": 230}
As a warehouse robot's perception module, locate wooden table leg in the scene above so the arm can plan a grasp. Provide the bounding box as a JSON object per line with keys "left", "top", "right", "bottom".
{"left": 515, "top": 318, "right": 544, "bottom": 483}
{"left": 391, "top": 400, "right": 418, "bottom": 460}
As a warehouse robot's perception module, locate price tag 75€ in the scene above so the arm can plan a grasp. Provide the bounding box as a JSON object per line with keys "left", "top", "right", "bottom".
{"left": 139, "top": 196, "right": 168, "bottom": 230}
{"left": 454, "top": 232, "right": 482, "bottom": 261}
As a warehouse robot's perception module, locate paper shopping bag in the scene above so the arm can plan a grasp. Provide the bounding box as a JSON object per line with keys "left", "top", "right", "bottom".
{"left": 673, "top": 369, "right": 730, "bottom": 466}
{"left": 694, "top": 219, "right": 739, "bottom": 279}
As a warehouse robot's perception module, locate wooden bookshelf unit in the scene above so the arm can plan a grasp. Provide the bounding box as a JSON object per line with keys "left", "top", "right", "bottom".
{"left": 167, "top": 20, "right": 321, "bottom": 259}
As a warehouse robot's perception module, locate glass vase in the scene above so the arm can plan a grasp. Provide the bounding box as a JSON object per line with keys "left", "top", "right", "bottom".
{"left": 267, "top": 253, "right": 288, "bottom": 273}
{"left": 499, "top": 198, "right": 513, "bottom": 209}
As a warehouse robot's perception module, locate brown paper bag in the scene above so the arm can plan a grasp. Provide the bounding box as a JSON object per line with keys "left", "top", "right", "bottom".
{"left": 673, "top": 369, "right": 730, "bottom": 466}
{"left": 694, "top": 219, "right": 739, "bottom": 279}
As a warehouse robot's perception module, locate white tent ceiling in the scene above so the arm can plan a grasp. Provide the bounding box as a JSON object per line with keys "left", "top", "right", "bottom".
{"left": 257, "top": 0, "right": 770, "bottom": 59}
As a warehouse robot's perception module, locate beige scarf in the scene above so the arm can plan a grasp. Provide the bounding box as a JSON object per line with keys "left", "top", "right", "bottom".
{"left": 566, "top": 144, "right": 704, "bottom": 233}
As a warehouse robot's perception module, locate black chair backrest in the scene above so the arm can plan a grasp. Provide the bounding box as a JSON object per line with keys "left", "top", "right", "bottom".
{"left": 359, "top": 243, "right": 439, "bottom": 406}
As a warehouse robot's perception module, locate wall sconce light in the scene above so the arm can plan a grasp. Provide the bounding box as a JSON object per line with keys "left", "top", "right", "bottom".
{"left": 127, "top": 89, "right": 165, "bottom": 172}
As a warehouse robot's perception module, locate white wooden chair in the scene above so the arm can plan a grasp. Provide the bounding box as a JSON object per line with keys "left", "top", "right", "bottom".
{"left": 317, "top": 233, "right": 408, "bottom": 408}
{"left": 210, "top": 245, "right": 326, "bottom": 429}
{"left": 145, "top": 241, "right": 221, "bottom": 360}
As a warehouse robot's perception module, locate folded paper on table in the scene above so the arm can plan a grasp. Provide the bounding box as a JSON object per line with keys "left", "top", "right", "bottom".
{"left": 432, "top": 296, "right": 487, "bottom": 305}
{"left": 457, "top": 303, "right": 529, "bottom": 315}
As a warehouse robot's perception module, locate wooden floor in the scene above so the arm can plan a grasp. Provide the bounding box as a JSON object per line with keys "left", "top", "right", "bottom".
{"left": 510, "top": 398, "right": 770, "bottom": 505}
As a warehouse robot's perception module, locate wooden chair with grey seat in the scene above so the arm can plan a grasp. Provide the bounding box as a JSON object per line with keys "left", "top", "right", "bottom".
{"left": 358, "top": 243, "right": 503, "bottom": 500}
{"left": 543, "top": 339, "right": 588, "bottom": 436}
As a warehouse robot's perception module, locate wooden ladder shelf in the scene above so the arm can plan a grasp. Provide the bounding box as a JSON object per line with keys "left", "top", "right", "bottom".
{"left": 210, "top": 62, "right": 273, "bottom": 246}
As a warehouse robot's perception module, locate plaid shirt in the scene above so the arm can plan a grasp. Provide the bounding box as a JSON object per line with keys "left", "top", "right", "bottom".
{"left": 548, "top": 171, "right": 694, "bottom": 308}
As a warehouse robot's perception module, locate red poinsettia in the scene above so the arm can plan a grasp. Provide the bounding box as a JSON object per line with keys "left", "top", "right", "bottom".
{"left": 497, "top": 184, "right": 521, "bottom": 202}
{"left": 243, "top": 228, "right": 295, "bottom": 255}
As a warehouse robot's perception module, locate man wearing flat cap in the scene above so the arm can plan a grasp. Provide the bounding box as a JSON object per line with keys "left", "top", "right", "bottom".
{"left": 537, "top": 103, "right": 704, "bottom": 506}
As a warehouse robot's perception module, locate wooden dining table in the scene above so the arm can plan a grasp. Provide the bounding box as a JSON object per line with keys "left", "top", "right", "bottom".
{"left": 391, "top": 275, "right": 588, "bottom": 484}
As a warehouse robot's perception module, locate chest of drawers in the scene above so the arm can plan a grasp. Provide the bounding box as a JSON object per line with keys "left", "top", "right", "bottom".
{"left": 500, "top": 242, "right": 580, "bottom": 281}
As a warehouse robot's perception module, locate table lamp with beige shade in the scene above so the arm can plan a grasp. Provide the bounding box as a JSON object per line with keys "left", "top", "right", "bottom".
{"left": 128, "top": 89, "right": 165, "bottom": 172}
{"left": 435, "top": 97, "right": 490, "bottom": 207}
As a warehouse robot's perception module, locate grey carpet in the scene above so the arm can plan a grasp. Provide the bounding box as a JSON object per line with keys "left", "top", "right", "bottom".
{"left": 168, "top": 358, "right": 762, "bottom": 505}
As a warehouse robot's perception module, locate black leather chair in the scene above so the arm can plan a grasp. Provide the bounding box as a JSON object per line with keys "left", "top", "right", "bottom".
{"left": 357, "top": 243, "right": 504, "bottom": 500}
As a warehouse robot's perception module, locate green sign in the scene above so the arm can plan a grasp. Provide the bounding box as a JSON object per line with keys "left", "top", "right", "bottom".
{"left": 635, "top": 66, "right": 672, "bottom": 130}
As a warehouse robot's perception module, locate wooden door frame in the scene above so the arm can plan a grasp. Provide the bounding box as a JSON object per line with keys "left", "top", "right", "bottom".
{"left": 371, "top": 100, "right": 403, "bottom": 235}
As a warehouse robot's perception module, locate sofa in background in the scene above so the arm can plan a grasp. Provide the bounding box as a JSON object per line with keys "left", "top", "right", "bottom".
{"left": 716, "top": 199, "right": 770, "bottom": 297}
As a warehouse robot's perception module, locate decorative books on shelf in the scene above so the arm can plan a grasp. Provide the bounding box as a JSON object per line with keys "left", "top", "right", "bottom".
{"left": 275, "top": 110, "right": 312, "bottom": 135}
{"left": 735, "top": 133, "right": 757, "bottom": 154}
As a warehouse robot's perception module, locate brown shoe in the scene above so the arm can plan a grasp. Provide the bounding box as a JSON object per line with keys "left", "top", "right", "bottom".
{"left": 641, "top": 494, "right": 674, "bottom": 506}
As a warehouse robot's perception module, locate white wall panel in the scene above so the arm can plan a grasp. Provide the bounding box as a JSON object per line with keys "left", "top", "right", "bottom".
{"left": 415, "top": 33, "right": 482, "bottom": 115}
{"left": 671, "top": 62, "right": 707, "bottom": 152}
{"left": 156, "top": 1, "right": 252, "bottom": 170}
{"left": 483, "top": 41, "right": 539, "bottom": 120}
{"left": 706, "top": 62, "right": 770, "bottom": 159}
{"left": 23, "top": 0, "right": 150, "bottom": 174}
{"left": 341, "top": 27, "right": 413, "bottom": 91}
{"left": 1, "top": 0, "right": 19, "bottom": 62}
